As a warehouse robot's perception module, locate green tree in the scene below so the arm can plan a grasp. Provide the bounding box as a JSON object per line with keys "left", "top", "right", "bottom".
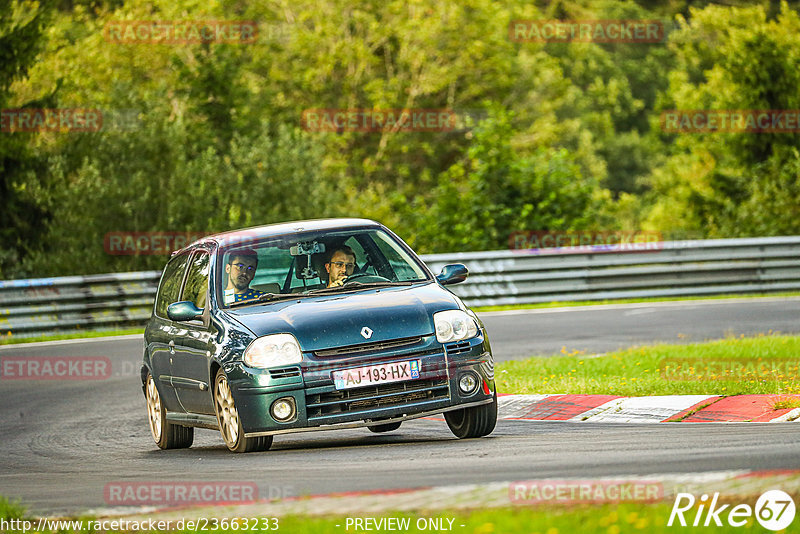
{"left": 414, "top": 108, "right": 599, "bottom": 253}
{"left": 0, "top": 0, "right": 54, "bottom": 278}
{"left": 23, "top": 116, "right": 344, "bottom": 276}
{"left": 645, "top": 2, "right": 800, "bottom": 236}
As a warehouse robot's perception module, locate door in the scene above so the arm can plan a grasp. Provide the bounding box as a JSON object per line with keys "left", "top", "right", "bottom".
{"left": 148, "top": 251, "right": 190, "bottom": 411}
{"left": 171, "top": 249, "right": 216, "bottom": 414}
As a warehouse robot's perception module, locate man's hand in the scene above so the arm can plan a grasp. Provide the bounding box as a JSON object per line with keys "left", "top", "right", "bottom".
{"left": 329, "top": 277, "right": 346, "bottom": 287}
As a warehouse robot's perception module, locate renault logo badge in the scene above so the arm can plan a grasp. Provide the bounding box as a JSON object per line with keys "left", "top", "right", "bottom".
{"left": 360, "top": 327, "right": 373, "bottom": 339}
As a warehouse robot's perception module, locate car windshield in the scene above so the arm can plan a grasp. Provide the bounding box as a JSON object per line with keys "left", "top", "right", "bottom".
{"left": 217, "top": 228, "right": 430, "bottom": 308}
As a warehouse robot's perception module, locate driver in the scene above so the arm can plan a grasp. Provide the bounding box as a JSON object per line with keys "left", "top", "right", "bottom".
{"left": 223, "top": 248, "right": 266, "bottom": 303}
{"left": 325, "top": 246, "right": 357, "bottom": 287}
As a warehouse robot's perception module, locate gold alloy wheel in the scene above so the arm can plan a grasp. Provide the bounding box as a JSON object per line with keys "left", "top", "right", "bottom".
{"left": 214, "top": 373, "right": 240, "bottom": 448}
{"left": 146, "top": 374, "right": 162, "bottom": 442}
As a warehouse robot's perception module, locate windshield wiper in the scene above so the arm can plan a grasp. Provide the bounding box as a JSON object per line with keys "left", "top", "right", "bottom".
{"left": 228, "top": 292, "right": 312, "bottom": 308}
{"left": 348, "top": 280, "right": 417, "bottom": 288}
{"left": 311, "top": 280, "right": 418, "bottom": 295}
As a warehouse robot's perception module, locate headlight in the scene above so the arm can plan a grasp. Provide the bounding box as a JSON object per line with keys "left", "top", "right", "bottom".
{"left": 243, "top": 334, "right": 302, "bottom": 369}
{"left": 434, "top": 310, "right": 479, "bottom": 343}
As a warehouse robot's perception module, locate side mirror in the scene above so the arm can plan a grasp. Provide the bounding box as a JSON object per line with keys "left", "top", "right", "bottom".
{"left": 436, "top": 264, "right": 469, "bottom": 286}
{"left": 167, "top": 301, "right": 203, "bottom": 322}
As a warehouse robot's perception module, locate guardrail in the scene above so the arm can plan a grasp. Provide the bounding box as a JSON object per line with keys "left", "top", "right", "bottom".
{"left": 2, "top": 236, "right": 799, "bottom": 337}
{"left": 425, "top": 236, "right": 800, "bottom": 307}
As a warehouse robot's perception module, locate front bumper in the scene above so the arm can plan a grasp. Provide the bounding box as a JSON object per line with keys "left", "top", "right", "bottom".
{"left": 224, "top": 333, "right": 496, "bottom": 437}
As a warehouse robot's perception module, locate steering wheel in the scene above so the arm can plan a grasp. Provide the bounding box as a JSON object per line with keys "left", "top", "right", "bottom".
{"left": 343, "top": 273, "right": 390, "bottom": 286}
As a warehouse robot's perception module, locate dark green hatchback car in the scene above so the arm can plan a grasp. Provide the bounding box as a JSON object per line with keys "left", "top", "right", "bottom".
{"left": 142, "top": 218, "right": 497, "bottom": 452}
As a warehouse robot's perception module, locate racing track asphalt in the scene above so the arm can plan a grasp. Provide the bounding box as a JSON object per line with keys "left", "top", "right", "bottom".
{"left": 1, "top": 297, "right": 799, "bottom": 515}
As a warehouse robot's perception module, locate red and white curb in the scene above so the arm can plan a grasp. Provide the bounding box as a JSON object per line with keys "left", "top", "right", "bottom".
{"left": 496, "top": 394, "right": 800, "bottom": 423}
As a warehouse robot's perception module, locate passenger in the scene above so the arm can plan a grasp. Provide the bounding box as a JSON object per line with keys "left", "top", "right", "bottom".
{"left": 325, "top": 246, "right": 357, "bottom": 287}
{"left": 223, "top": 248, "right": 266, "bottom": 303}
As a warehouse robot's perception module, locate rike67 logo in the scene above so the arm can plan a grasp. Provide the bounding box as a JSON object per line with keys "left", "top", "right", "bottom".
{"left": 668, "top": 490, "right": 796, "bottom": 531}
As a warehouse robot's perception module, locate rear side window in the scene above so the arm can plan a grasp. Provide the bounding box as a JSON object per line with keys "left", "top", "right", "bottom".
{"left": 372, "top": 231, "right": 427, "bottom": 281}
{"left": 155, "top": 252, "right": 190, "bottom": 318}
{"left": 182, "top": 251, "right": 210, "bottom": 310}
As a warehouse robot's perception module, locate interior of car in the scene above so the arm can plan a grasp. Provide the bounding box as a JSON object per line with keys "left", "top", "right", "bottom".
{"left": 220, "top": 230, "right": 416, "bottom": 304}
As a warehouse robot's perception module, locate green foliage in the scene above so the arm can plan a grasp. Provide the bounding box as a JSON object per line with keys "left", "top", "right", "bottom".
{"left": 0, "top": 0, "right": 55, "bottom": 278}
{"left": 0, "top": 495, "right": 25, "bottom": 519}
{"left": 2, "top": 0, "right": 800, "bottom": 278}
{"left": 21, "top": 118, "right": 342, "bottom": 276}
{"left": 414, "top": 107, "right": 597, "bottom": 252}
{"left": 522, "top": 0, "right": 674, "bottom": 196}
{"left": 738, "top": 149, "right": 800, "bottom": 236}
{"left": 645, "top": 2, "right": 800, "bottom": 236}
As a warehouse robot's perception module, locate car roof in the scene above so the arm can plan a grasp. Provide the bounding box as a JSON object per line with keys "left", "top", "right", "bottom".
{"left": 174, "top": 218, "right": 384, "bottom": 254}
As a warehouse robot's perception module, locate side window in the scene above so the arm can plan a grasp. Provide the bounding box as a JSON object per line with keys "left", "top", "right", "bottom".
{"left": 155, "top": 252, "right": 190, "bottom": 318}
{"left": 372, "top": 232, "right": 425, "bottom": 281}
{"left": 182, "top": 251, "right": 210, "bottom": 310}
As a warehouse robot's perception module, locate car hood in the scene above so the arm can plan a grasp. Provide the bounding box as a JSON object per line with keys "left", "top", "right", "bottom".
{"left": 224, "top": 282, "right": 460, "bottom": 352}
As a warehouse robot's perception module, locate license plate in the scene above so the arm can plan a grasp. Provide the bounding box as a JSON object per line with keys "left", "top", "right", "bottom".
{"left": 332, "top": 360, "right": 420, "bottom": 390}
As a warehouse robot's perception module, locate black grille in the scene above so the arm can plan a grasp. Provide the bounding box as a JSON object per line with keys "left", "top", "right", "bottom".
{"left": 313, "top": 336, "right": 423, "bottom": 358}
{"left": 446, "top": 341, "right": 472, "bottom": 355}
{"left": 269, "top": 367, "right": 301, "bottom": 379}
{"left": 306, "top": 377, "right": 449, "bottom": 419}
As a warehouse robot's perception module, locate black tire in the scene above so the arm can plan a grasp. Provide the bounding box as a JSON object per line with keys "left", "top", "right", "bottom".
{"left": 367, "top": 421, "right": 402, "bottom": 433}
{"left": 145, "top": 372, "right": 194, "bottom": 449}
{"left": 213, "top": 369, "right": 273, "bottom": 453}
{"left": 444, "top": 392, "right": 498, "bottom": 439}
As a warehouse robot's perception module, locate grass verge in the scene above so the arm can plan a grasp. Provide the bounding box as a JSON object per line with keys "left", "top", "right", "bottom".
{"left": 495, "top": 334, "right": 800, "bottom": 397}
{"left": 173, "top": 505, "right": 769, "bottom": 533}
{"left": 0, "top": 496, "right": 25, "bottom": 520}
{"left": 772, "top": 396, "right": 800, "bottom": 410}
{"left": 0, "top": 500, "right": 771, "bottom": 534}
{"left": 0, "top": 328, "right": 143, "bottom": 346}
{"left": 473, "top": 291, "right": 800, "bottom": 313}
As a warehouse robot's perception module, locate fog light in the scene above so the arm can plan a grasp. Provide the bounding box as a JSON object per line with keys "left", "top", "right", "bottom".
{"left": 458, "top": 373, "right": 479, "bottom": 395}
{"left": 271, "top": 397, "right": 296, "bottom": 422}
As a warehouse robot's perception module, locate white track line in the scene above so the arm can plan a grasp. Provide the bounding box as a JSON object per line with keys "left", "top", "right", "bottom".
{"left": 0, "top": 334, "right": 143, "bottom": 350}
